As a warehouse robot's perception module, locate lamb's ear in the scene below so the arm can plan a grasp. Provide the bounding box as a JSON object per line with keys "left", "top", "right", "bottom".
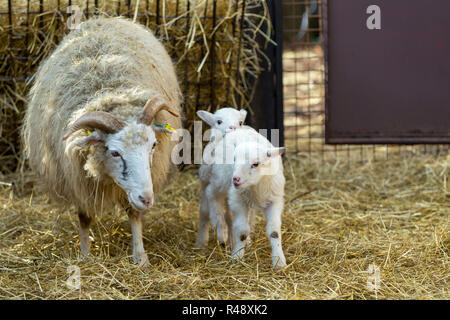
{"left": 266, "top": 147, "right": 286, "bottom": 158}
{"left": 196, "top": 110, "right": 215, "bottom": 126}
{"left": 76, "top": 131, "right": 104, "bottom": 147}
{"left": 239, "top": 109, "right": 247, "bottom": 121}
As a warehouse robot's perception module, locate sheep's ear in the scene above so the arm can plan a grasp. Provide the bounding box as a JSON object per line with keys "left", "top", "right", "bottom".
{"left": 266, "top": 147, "right": 286, "bottom": 158}
{"left": 197, "top": 110, "right": 215, "bottom": 126}
{"left": 76, "top": 131, "right": 104, "bottom": 147}
{"left": 239, "top": 109, "right": 247, "bottom": 121}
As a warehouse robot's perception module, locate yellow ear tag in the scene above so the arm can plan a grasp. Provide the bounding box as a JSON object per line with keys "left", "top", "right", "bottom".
{"left": 86, "top": 129, "right": 93, "bottom": 148}
{"left": 153, "top": 123, "right": 176, "bottom": 140}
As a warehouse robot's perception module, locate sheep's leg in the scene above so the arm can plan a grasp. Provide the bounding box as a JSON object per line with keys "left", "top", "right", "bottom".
{"left": 126, "top": 208, "right": 149, "bottom": 267}
{"left": 205, "top": 185, "right": 228, "bottom": 246}
{"left": 195, "top": 183, "right": 210, "bottom": 248}
{"left": 264, "top": 201, "right": 287, "bottom": 269}
{"left": 228, "top": 193, "right": 250, "bottom": 260}
{"left": 78, "top": 210, "right": 92, "bottom": 256}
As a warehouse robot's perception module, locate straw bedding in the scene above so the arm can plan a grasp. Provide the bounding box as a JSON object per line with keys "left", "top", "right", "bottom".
{"left": 0, "top": 154, "right": 448, "bottom": 299}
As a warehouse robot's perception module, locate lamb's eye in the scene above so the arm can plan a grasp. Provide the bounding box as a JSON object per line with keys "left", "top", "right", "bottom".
{"left": 111, "top": 151, "right": 121, "bottom": 157}
{"left": 251, "top": 162, "right": 259, "bottom": 169}
{"left": 217, "top": 120, "right": 222, "bottom": 125}
{"left": 152, "top": 142, "right": 157, "bottom": 149}
{"left": 239, "top": 121, "right": 243, "bottom": 126}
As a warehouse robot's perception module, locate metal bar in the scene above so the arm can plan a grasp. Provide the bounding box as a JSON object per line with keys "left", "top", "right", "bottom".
{"left": 209, "top": 0, "right": 217, "bottom": 110}
{"left": 225, "top": 0, "right": 239, "bottom": 105}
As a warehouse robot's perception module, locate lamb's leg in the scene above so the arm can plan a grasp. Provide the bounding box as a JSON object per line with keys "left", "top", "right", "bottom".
{"left": 228, "top": 194, "right": 250, "bottom": 260}
{"left": 264, "top": 201, "right": 287, "bottom": 269}
{"left": 224, "top": 204, "right": 233, "bottom": 247}
{"left": 78, "top": 209, "right": 92, "bottom": 256}
{"left": 205, "top": 184, "right": 228, "bottom": 246}
{"left": 126, "top": 208, "right": 149, "bottom": 267}
{"left": 245, "top": 209, "right": 256, "bottom": 249}
{"left": 195, "top": 183, "right": 210, "bottom": 248}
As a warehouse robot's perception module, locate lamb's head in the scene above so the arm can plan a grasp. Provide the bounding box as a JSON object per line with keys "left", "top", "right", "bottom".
{"left": 232, "top": 142, "right": 285, "bottom": 189}
{"left": 197, "top": 108, "right": 247, "bottom": 136}
{"left": 63, "top": 98, "right": 179, "bottom": 211}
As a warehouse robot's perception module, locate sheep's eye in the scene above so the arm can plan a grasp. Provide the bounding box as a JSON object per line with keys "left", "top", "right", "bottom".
{"left": 217, "top": 120, "right": 222, "bottom": 125}
{"left": 111, "top": 151, "right": 121, "bottom": 157}
{"left": 152, "top": 142, "right": 157, "bottom": 149}
{"left": 251, "top": 162, "right": 259, "bottom": 169}
{"left": 239, "top": 121, "right": 243, "bottom": 126}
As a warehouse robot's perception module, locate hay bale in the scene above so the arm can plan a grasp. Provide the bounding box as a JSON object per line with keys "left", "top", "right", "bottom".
{"left": 0, "top": 0, "right": 272, "bottom": 173}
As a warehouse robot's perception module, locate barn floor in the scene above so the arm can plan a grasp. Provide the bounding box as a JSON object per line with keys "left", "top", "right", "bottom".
{"left": 0, "top": 154, "right": 448, "bottom": 299}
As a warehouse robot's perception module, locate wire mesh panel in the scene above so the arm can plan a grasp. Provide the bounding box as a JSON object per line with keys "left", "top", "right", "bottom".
{"left": 282, "top": 0, "right": 449, "bottom": 161}
{"left": 0, "top": 0, "right": 271, "bottom": 173}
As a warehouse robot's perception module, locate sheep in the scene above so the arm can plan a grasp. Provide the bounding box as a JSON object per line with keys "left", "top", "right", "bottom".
{"left": 196, "top": 127, "right": 287, "bottom": 269}
{"left": 195, "top": 108, "right": 248, "bottom": 247}
{"left": 21, "top": 17, "right": 182, "bottom": 267}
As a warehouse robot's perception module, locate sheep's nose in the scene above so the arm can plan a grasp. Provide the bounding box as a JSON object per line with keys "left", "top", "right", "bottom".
{"left": 138, "top": 194, "right": 153, "bottom": 208}
{"left": 233, "top": 176, "right": 241, "bottom": 186}
{"left": 229, "top": 126, "right": 236, "bottom": 130}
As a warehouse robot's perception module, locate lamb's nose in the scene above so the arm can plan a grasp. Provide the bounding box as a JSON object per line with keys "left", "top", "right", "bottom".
{"left": 138, "top": 194, "right": 153, "bottom": 207}
{"left": 229, "top": 126, "right": 236, "bottom": 130}
{"left": 233, "top": 177, "right": 240, "bottom": 185}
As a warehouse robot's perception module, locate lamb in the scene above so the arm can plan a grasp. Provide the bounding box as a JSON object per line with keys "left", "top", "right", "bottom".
{"left": 21, "top": 17, "right": 182, "bottom": 267}
{"left": 196, "top": 108, "right": 247, "bottom": 141}
{"left": 196, "top": 127, "right": 287, "bottom": 269}
{"left": 195, "top": 108, "right": 248, "bottom": 247}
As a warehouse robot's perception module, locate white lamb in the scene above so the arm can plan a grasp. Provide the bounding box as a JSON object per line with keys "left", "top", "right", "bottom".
{"left": 197, "top": 108, "right": 248, "bottom": 142}
{"left": 195, "top": 108, "right": 248, "bottom": 246}
{"left": 197, "top": 128, "right": 287, "bottom": 269}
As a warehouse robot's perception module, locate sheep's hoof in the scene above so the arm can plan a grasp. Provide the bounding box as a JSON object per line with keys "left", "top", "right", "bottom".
{"left": 194, "top": 239, "right": 208, "bottom": 249}
{"left": 80, "top": 245, "right": 91, "bottom": 257}
{"left": 133, "top": 253, "right": 150, "bottom": 268}
{"left": 272, "top": 255, "right": 287, "bottom": 270}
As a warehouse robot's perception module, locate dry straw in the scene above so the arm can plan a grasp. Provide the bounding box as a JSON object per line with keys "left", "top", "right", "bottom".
{"left": 0, "top": 154, "right": 448, "bottom": 299}
{"left": 0, "top": 0, "right": 272, "bottom": 173}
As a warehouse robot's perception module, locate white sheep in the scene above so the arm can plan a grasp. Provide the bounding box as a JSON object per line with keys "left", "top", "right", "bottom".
{"left": 197, "top": 128, "right": 287, "bottom": 269}
{"left": 22, "top": 17, "right": 182, "bottom": 267}
{"left": 195, "top": 108, "right": 247, "bottom": 247}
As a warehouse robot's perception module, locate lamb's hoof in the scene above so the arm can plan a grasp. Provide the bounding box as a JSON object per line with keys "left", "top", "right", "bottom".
{"left": 272, "top": 255, "right": 287, "bottom": 270}
{"left": 218, "top": 241, "right": 228, "bottom": 248}
{"left": 217, "top": 235, "right": 228, "bottom": 247}
{"left": 133, "top": 253, "right": 150, "bottom": 268}
{"left": 231, "top": 248, "right": 245, "bottom": 261}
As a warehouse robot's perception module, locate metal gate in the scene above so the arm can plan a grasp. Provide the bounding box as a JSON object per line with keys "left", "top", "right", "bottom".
{"left": 279, "top": 0, "right": 449, "bottom": 161}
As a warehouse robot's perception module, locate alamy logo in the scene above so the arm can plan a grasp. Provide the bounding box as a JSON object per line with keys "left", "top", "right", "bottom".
{"left": 367, "top": 5, "right": 381, "bottom": 30}
{"left": 66, "top": 265, "right": 81, "bottom": 290}
{"left": 366, "top": 264, "right": 381, "bottom": 294}
{"left": 67, "top": 5, "right": 82, "bottom": 30}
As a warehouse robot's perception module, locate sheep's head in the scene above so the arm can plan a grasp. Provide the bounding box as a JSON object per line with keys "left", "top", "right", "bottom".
{"left": 232, "top": 142, "right": 285, "bottom": 189}
{"left": 197, "top": 108, "right": 247, "bottom": 136}
{"left": 63, "top": 98, "right": 179, "bottom": 211}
